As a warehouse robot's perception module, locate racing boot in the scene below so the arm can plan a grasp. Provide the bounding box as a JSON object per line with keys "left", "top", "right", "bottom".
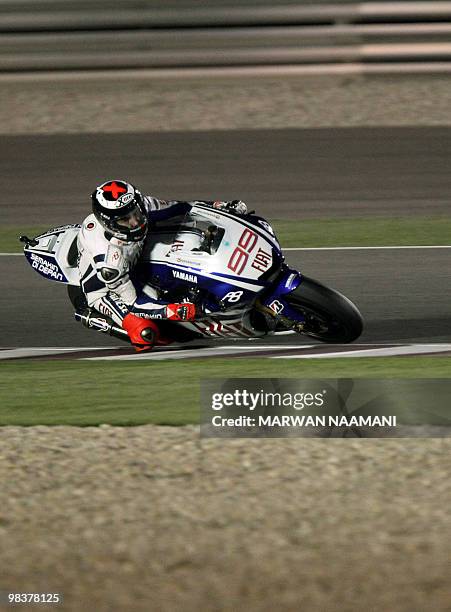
{"left": 122, "top": 313, "right": 160, "bottom": 352}
{"left": 165, "top": 303, "right": 196, "bottom": 321}
{"left": 151, "top": 303, "right": 196, "bottom": 346}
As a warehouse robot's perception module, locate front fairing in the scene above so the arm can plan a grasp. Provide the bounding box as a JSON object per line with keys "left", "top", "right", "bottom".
{"left": 260, "top": 266, "right": 305, "bottom": 323}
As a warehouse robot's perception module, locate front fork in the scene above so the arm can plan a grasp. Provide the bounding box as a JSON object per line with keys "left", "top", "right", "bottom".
{"left": 255, "top": 266, "right": 305, "bottom": 330}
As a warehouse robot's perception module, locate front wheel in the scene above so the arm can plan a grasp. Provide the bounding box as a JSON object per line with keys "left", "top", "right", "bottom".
{"left": 286, "top": 276, "right": 363, "bottom": 343}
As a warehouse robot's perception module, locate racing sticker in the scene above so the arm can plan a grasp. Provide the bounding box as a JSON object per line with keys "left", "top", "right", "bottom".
{"left": 258, "top": 219, "right": 275, "bottom": 236}
{"left": 227, "top": 228, "right": 258, "bottom": 275}
{"left": 251, "top": 247, "right": 272, "bottom": 273}
{"left": 173, "top": 270, "right": 198, "bottom": 283}
{"left": 102, "top": 181, "right": 127, "bottom": 200}
{"left": 88, "top": 317, "right": 111, "bottom": 332}
{"left": 284, "top": 273, "right": 297, "bottom": 289}
{"left": 166, "top": 240, "right": 184, "bottom": 256}
{"left": 268, "top": 299, "right": 284, "bottom": 314}
{"left": 222, "top": 291, "right": 244, "bottom": 304}
{"left": 27, "top": 252, "right": 67, "bottom": 283}
{"left": 119, "top": 193, "right": 134, "bottom": 205}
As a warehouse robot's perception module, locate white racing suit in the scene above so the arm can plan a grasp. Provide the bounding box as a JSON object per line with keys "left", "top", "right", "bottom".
{"left": 77, "top": 196, "right": 196, "bottom": 326}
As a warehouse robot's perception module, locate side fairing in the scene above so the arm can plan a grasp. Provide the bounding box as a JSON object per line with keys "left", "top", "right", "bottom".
{"left": 142, "top": 207, "right": 283, "bottom": 306}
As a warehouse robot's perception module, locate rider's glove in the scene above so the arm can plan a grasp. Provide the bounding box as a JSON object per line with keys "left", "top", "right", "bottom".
{"left": 166, "top": 303, "right": 196, "bottom": 321}
{"left": 227, "top": 200, "right": 248, "bottom": 215}
{"left": 212, "top": 200, "right": 248, "bottom": 216}
{"left": 122, "top": 313, "right": 159, "bottom": 352}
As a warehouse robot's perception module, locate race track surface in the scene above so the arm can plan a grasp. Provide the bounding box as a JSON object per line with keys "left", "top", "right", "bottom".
{"left": 4, "top": 126, "right": 451, "bottom": 226}
{"left": 3, "top": 126, "right": 451, "bottom": 348}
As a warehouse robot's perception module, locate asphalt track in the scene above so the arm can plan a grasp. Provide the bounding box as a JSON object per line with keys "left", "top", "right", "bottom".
{"left": 4, "top": 126, "right": 451, "bottom": 225}
{"left": 3, "top": 126, "right": 451, "bottom": 348}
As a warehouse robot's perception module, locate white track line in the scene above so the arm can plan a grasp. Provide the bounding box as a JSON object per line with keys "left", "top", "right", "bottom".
{"left": 0, "top": 347, "right": 117, "bottom": 360}
{"left": 273, "top": 344, "right": 451, "bottom": 359}
{"left": 3, "top": 245, "right": 451, "bottom": 257}
{"left": 84, "top": 345, "right": 315, "bottom": 361}
{"left": 2, "top": 344, "right": 451, "bottom": 361}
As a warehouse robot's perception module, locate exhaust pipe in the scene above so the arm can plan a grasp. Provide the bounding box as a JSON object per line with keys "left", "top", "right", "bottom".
{"left": 75, "top": 309, "right": 130, "bottom": 343}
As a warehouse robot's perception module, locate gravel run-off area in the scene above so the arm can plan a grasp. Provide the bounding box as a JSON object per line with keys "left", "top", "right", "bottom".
{"left": 1, "top": 426, "right": 450, "bottom": 612}
{"left": 0, "top": 73, "right": 451, "bottom": 134}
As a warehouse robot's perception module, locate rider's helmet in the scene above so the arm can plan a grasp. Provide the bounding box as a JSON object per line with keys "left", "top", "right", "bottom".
{"left": 91, "top": 180, "right": 148, "bottom": 243}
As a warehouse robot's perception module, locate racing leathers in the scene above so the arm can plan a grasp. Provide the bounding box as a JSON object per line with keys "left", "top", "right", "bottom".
{"left": 77, "top": 196, "right": 246, "bottom": 347}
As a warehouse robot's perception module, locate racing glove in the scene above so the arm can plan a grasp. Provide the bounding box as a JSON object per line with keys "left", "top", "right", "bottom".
{"left": 165, "top": 303, "right": 196, "bottom": 321}
{"left": 122, "top": 313, "right": 159, "bottom": 352}
{"left": 212, "top": 200, "right": 248, "bottom": 216}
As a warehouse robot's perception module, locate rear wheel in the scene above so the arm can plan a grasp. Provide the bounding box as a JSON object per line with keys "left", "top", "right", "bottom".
{"left": 286, "top": 276, "right": 363, "bottom": 343}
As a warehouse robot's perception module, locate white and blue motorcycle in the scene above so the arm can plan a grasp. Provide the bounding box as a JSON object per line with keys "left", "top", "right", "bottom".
{"left": 20, "top": 204, "right": 363, "bottom": 345}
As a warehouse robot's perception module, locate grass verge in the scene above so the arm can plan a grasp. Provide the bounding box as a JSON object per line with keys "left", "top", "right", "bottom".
{"left": 2, "top": 226, "right": 50, "bottom": 253}
{"left": 272, "top": 216, "right": 451, "bottom": 248}
{"left": 3, "top": 216, "right": 451, "bottom": 253}
{"left": 1, "top": 357, "right": 450, "bottom": 426}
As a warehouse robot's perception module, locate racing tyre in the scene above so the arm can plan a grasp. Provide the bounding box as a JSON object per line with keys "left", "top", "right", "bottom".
{"left": 286, "top": 276, "right": 363, "bottom": 343}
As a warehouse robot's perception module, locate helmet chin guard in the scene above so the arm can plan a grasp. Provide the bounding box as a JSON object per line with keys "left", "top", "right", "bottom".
{"left": 92, "top": 179, "right": 148, "bottom": 243}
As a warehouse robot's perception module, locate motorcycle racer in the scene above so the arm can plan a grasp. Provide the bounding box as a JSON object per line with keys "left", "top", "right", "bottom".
{"left": 77, "top": 179, "right": 247, "bottom": 351}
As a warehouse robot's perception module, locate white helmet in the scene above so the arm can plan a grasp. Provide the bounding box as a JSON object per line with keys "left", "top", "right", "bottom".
{"left": 92, "top": 180, "right": 148, "bottom": 243}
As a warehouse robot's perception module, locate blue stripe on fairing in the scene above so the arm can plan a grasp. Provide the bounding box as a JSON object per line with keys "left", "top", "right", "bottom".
{"left": 150, "top": 259, "right": 202, "bottom": 273}
{"left": 150, "top": 260, "right": 265, "bottom": 289}
{"left": 208, "top": 269, "right": 268, "bottom": 286}
{"left": 94, "top": 254, "right": 105, "bottom": 263}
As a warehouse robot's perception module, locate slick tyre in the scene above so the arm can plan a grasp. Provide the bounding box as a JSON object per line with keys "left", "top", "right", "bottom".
{"left": 286, "top": 276, "right": 363, "bottom": 343}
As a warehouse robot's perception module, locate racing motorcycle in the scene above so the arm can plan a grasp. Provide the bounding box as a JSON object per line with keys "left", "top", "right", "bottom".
{"left": 20, "top": 204, "right": 363, "bottom": 346}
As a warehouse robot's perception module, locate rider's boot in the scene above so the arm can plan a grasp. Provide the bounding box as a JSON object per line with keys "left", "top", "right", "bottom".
{"left": 122, "top": 314, "right": 159, "bottom": 352}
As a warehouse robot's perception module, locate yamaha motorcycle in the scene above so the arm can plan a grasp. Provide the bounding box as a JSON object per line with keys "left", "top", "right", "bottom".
{"left": 20, "top": 204, "right": 363, "bottom": 345}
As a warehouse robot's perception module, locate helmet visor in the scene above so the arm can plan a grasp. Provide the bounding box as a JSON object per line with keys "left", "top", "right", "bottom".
{"left": 115, "top": 207, "right": 146, "bottom": 230}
